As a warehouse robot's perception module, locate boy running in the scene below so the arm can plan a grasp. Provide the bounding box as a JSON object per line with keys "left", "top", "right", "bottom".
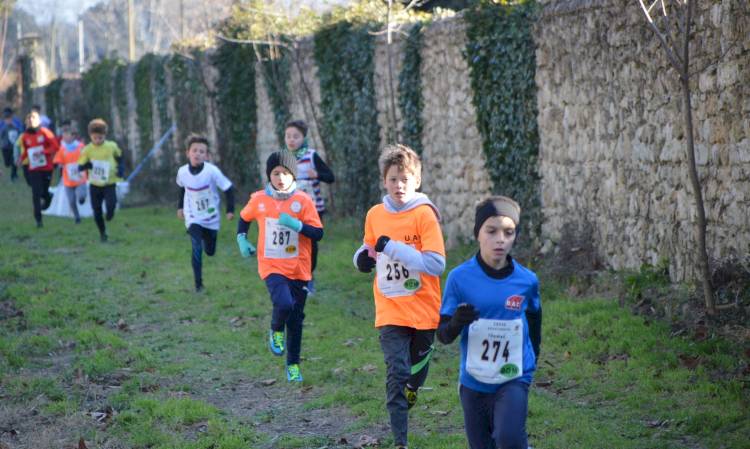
{"left": 53, "top": 121, "right": 87, "bottom": 223}
{"left": 237, "top": 150, "right": 323, "bottom": 382}
{"left": 283, "top": 119, "right": 334, "bottom": 293}
{"left": 17, "top": 110, "right": 59, "bottom": 227}
{"left": 353, "top": 144, "right": 446, "bottom": 449}
{"left": 77, "top": 118, "right": 124, "bottom": 242}
{"left": 437, "top": 196, "right": 542, "bottom": 449}
{"left": 176, "top": 134, "right": 235, "bottom": 292}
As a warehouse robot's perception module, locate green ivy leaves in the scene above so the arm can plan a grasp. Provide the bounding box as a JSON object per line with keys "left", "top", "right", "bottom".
{"left": 465, "top": 1, "right": 541, "bottom": 238}
{"left": 213, "top": 42, "right": 259, "bottom": 193}
{"left": 314, "top": 21, "right": 381, "bottom": 216}
{"left": 398, "top": 22, "right": 424, "bottom": 155}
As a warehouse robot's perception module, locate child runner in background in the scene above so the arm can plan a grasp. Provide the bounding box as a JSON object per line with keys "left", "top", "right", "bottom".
{"left": 17, "top": 110, "right": 59, "bottom": 227}
{"left": 236, "top": 150, "right": 322, "bottom": 382}
{"left": 77, "top": 118, "right": 124, "bottom": 242}
{"left": 353, "top": 144, "right": 446, "bottom": 449}
{"left": 176, "top": 133, "right": 235, "bottom": 292}
{"left": 1, "top": 108, "right": 22, "bottom": 182}
{"left": 437, "top": 196, "right": 542, "bottom": 449}
{"left": 53, "top": 121, "right": 87, "bottom": 223}
{"left": 283, "top": 120, "right": 334, "bottom": 293}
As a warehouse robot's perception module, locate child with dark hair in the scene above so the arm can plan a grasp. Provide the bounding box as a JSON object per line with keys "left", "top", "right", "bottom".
{"left": 353, "top": 143, "right": 446, "bottom": 449}
{"left": 1, "top": 107, "right": 22, "bottom": 182}
{"left": 53, "top": 121, "right": 87, "bottom": 223}
{"left": 438, "top": 195, "right": 542, "bottom": 449}
{"left": 18, "top": 110, "right": 59, "bottom": 227}
{"left": 176, "top": 133, "right": 235, "bottom": 292}
{"left": 237, "top": 150, "right": 323, "bottom": 382}
{"left": 77, "top": 118, "right": 124, "bottom": 242}
{"left": 283, "top": 120, "right": 334, "bottom": 293}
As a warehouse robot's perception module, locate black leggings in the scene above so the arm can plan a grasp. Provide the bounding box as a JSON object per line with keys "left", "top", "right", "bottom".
{"left": 90, "top": 184, "right": 117, "bottom": 235}
{"left": 2, "top": 147, "right": 17, "bottom": 179}
{"left": 28, "top": 170, "right": 52, "bottom": 223}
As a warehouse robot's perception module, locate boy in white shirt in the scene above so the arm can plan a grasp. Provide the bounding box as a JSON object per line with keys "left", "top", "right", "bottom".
{"left": 176, "top": 134, "right": 235, "bottom": 292}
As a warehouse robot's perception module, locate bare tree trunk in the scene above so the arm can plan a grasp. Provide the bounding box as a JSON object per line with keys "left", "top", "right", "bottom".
{"left": 385, "top": 0, "right": 399, "bottom": 143}
{"left": 679, "top": 0, "right": 715, "bottom": 314}
{"left": 0, "top": 7, "right": 9, "bottom": 86}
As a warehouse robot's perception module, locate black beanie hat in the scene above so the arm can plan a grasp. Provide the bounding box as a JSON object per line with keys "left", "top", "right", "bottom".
{"left": 474, "top": 196, "right": 521, "bottom": 238}
{"left": 266, "top": 150, "right": 297, "bottom": 180}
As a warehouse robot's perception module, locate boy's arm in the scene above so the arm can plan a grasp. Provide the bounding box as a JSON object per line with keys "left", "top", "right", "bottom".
{"left": 353, "top": 244, "right": 376, "bottom": 272}
{"left": 278, "top": 212, "right": 323, "bottom": 241}
{"left": 312, "top": 153, "right": 334, "bottom": 183}
{"left": 77, "top": 147, "right": 90, "bottom": 170}
{"left": 437, "top": 274, "right": 478, "bottom": 344}
{"left": 376, "top": 238, "right": 445, "bottom": 276}
{"left": 177, "top": 187, "right": 185, "bottom": 209}
{"left": 525, "top": 279, "right": 542, "bottom": 361}
{"left": 223, "top": 186, "right": 235, "bottom": 214}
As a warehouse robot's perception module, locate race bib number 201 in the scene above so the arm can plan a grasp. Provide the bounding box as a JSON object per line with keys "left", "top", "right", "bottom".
{"left": 466, "top": 318, "right": 523, "bottom": 385}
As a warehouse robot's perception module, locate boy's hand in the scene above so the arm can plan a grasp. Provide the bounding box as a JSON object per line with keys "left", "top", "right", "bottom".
{"left": 356, "top": 250, "right": 376, "bottom": 273}
{"left": 278, "top": 213, "right": 302, "bottom": 232}
{"left": 450, "top": 303, "right": 480, "bottom": 328}
{"left": 177, "top": 209, "right": 184, "bottom": 220}
{"left": 226, "top": 212, "right": 235, "bottom": 221}
{"left": 375, "top": 235, "right": 391, "bottom": 252}
{"left": 236, "top": 233, "right": 256, "bottom": 258}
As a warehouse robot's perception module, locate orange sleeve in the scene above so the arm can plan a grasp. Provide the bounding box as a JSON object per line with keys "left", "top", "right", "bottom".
{"left": 239, "top": 194, "right": 257, "bottom": 222}
{"left": 53, "top": 149, "right": 63, "bottom": 165}
{"left": 363, "top": 207, "right": 377, "bottom": 247}
{"left": 417, "top": 207, "right": 446, "bottom": 256}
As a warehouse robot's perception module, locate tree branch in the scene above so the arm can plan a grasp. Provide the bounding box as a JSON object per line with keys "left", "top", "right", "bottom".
{"left": 216, "top": 34, "right": 292, "bottom": 51}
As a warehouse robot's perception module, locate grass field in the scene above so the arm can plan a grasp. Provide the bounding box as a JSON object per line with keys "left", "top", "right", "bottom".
{"left": 0, "top": 179, "right": 748, "bottom": 449}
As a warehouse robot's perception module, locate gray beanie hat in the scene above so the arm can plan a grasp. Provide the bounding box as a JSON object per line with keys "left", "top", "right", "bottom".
{"left": 474, "top": 196, "right": 521, "bottom": 238}
{"left": 266, "top": 150, "right": 297, "bottom": 180}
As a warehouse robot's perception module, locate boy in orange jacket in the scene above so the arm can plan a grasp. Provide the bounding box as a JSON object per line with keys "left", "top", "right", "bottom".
{"left": 236, "top": 150, "right": 323, "bottom": 382}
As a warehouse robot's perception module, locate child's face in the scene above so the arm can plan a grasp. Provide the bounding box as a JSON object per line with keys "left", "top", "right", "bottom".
{"left": 284, "top": 127, "right": 305, "bottom": 151}
{"left": 270, "top": 165, "right": 295, "bottom": 192}
{"left": 383, "top": 165, "right": 420, "bottom": 207}
{"left": 90, "top": 133, "right": 105, "bottom": 145}
{"left": 62, "top": 130, "right": 74, "bottom": 143}
{"left": 28, "top": 112, "right": 41, "bottom": 128}
{"left": 477, "top": 216, "right": 516, "bottom": 266}
{"left": 187, "top": 142, "right": 208, "bottom": 166}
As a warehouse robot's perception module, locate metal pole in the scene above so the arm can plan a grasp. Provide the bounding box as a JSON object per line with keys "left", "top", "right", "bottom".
{"left": 78, "top": 19, "right": 84, "bottom": 73}
{"left": 128, "top": 0, "right": 135, "bottom": 61}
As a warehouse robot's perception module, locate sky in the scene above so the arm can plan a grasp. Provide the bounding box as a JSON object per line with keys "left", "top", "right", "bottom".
{"left": 17, "top": 0, "right": 103, "bottom": 24}
{"left": 16, "top": 0, "right": 352, "bottom": 25}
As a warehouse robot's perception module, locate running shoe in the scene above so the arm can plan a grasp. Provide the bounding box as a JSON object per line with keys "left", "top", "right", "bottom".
{"left": 269, "top": 329, "right": 285, "bottom": 356}
{"left": 286, "top": 363, "right": 303, "bottom": 382}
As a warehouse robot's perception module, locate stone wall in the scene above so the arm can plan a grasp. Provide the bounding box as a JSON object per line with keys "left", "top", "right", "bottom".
{"left": 536, "top": 0, "right": 750, "bottom": 280}
{"left": 253, "top": 21, "right": 492, "bottom": 237}
{"left": 33, "top": 3, "right": 749, "bottom": 279}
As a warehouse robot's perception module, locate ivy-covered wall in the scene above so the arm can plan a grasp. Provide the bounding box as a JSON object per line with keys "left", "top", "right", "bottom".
{"left": 465, "top": 1, "right": 540, "bottom": 238}
{"left": 314, "top": 21, "right": 381, "bottom": 216}
{"left": 213, "top": 42, "right": 259, "bottom": 193}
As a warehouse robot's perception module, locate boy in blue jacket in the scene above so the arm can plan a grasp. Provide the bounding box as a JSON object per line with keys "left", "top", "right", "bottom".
{"left": 438, "top": 196, "right": 542, "bottom": 449}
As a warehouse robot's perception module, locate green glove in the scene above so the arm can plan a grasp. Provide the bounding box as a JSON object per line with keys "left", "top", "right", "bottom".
{"left": 237, "top": 233, "right": 256, "bottom": 258}
{"left": 278, "top": 213, "right": 303, "bottom": 232}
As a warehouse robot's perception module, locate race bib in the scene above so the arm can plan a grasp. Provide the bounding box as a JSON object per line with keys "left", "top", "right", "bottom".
{"left": 28, "top": 145, "right": 46, "bottom": 169}
{"left": 264, "top": 217, "right": 299, "bottom": 259}
{"left": 188, "top": 189, "right": 216, "bottom": 219}
{"left": 376, "top": 252, "right": 421, "bottom": 298}
{"left": 466, "top": 318, "right": 524, "bottom": 385}
{"left": 90, "top": 160, "right": 110, "bottom": 183}
{"left": 66, "top": 163, "right": 81, "bottom": 182}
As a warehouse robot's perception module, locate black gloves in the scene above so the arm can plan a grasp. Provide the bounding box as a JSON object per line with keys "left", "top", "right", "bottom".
{"left": 451, "top": 303, "right": 480, "bottom": 327}
{"left": 437, "top": 303, "right": 480, "bottom": 344}
{"left": 375, "top": 235, "right": 391, "bottom": 252}
{"left": 356, "top": 250, "right": 376, "bottom": 273}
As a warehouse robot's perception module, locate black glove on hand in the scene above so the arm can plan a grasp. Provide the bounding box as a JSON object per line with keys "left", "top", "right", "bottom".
{"left": 356, "top": 250, "right": 376, "bottom": 273}
{"left": 375, "top": 235, "right": 391, "bottom": 252}
{"left": 450, "top": 303, "right": 480, "bottom": 328}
